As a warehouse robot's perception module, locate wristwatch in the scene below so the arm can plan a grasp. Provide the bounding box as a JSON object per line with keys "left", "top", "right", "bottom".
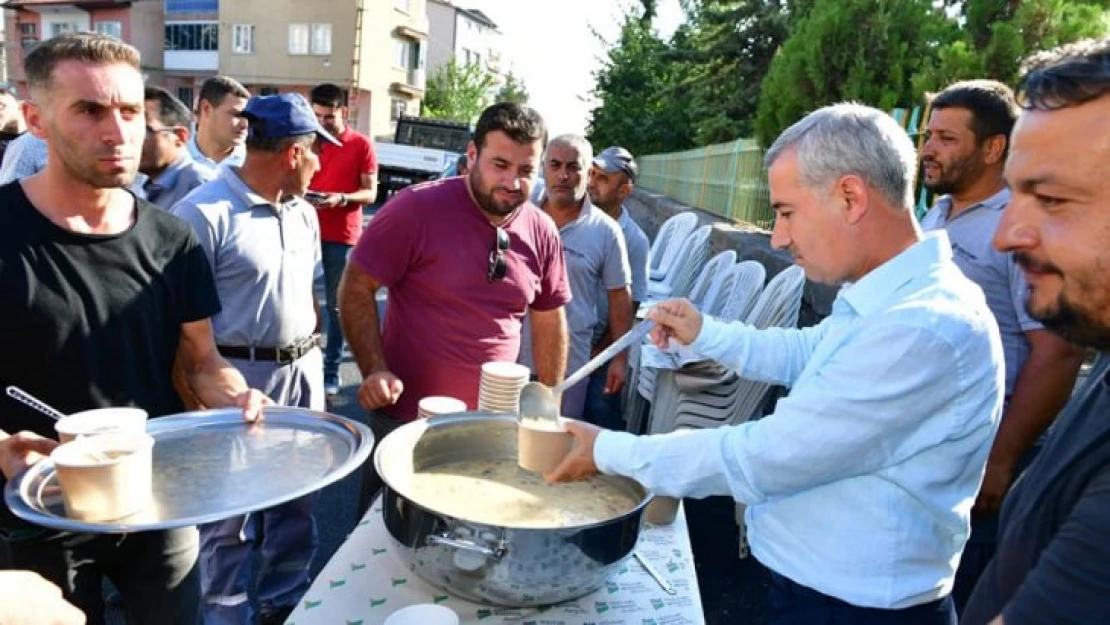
{"left": 339, "top": 193, "right": 348, "bottom": 206}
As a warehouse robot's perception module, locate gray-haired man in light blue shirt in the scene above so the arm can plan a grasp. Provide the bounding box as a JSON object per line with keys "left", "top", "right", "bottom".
{"left": 550, "top": 103, "right": 1005, "bottom": 625}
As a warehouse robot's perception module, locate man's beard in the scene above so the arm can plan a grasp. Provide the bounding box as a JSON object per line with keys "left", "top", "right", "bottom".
{"left": 1018, "top": 251, "right": 1110, "bottom": 350}
{"left": 469, "top": 168, "right": 525, "bottom": 217}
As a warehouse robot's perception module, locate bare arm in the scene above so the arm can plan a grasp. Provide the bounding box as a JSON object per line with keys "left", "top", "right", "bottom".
{"left": 311, "top": 173, "right": 378, "bottom": 208}
{"left": 529, "top": 306, "right": 568, "bottom": 386}
{"left": 177, "top": 318, "right": 269, "bottom": 420}
{"left": 603, "top": 286, "right": 634, "bottom": 394}
{"left": 977, "top": 330, "right": 1085, "bottom": 512}
{"left": 339, "top": 261, "right": 403, "bottom": 410}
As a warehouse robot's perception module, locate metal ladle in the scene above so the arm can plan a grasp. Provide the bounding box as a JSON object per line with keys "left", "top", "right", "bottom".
{"left": 518, "top": 319, "right": 656, "bottom": 421}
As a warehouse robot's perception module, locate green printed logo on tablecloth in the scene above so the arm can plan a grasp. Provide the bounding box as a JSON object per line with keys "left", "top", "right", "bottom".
{"left": 303, "top": 599, "right": 322, "bottom": 610}
{"left": 391, "top": 577, "right": 408, "bottom": 587}
{"left": 329, "top": 579, "right": 346, "bottom": 589}
{"left": 351, "top": 562, "right": 367, "bottom": 572}
{"left": 606, "top": 581, "right": 620, "bottom": 594}
{"left": 651, "top": 598, "right": 665, "bottom": 610}
{"left": 666, "top": 561, "right": 680, "bottom": 573}
{"left": 642, "top": 619, "right": 658, "bottom": 625}
{"left": 477, "top": 609, "right": 494, "bottom": 620}
{"left": 595, "top": 601, "right": 610, "bottom": 614}
{"left": 358, "top": 518, "right": 370, "bottom": 527}
{"left": 618, "top": 565, "right": 630, "bottom": 575}
{"left": 370, "top": 598, "right": 387, "bottom": 608}
{"left": 672, "top": 549, "right": 681, "bottom": 558}
{"left": 347, "top": 621, "right": 364, "bottom": 625}
{"left": 372, "top": 548, "right": 387, "bottom": 556}
{"left": 433, "top": 595, "right": 450, "bottom": 604}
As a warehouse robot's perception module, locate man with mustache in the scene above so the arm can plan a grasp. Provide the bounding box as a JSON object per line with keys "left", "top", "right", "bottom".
{"left": 519, "top": 135, "right": 633, "bottom": 419}
{"left": 919, "top": 80, "right": 1085, "bottom": 613}
{"left": 340, "top": 102, "right": 570, "bottom": 516}
{"left": 959, "top": 37, "right": 1110, "bottom": 625}
{"left": 549, "top": 103, "right": 1005, "bottom": 624}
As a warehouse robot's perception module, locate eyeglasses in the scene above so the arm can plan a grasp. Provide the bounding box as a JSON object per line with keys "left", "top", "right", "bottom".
{"left": 487, "top": 227, "right": 509, "bottom": 282}
{"left": 146, "top": 125, "right": 181, "bottom": 136}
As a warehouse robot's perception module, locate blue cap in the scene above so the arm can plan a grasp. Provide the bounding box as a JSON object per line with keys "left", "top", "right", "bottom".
{"left": 241, "top": 93, "right": 341, "bottom": 146}
{"left": 592, "top": 146, "right": 637, "bottom": 182}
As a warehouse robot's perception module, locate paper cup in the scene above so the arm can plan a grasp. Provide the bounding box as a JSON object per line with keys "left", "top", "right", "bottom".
{"left": 417, "top": 396, "right": 467, "bottom": 417}
{"left": 516, "top": 416, "right": 572, "bottom": 473}
{"left": 55, "top": 407, "right": 148, "bottom": 443}
{"left": 481, "top": 362, "right": 530, "bottom": 381}
{"left": 644, "top": 495, "right": 680, "bottom": 526}
{"left": 52, "top": 432, "right": 155, "bottom": 521}
{"left": 384, "top": 604, "right": 459, "bottom": 625}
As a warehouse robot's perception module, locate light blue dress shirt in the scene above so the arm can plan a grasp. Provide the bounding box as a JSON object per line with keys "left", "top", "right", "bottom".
{"left": 595, "top": 232, "right": 1005, "bottom": 609}
{"left": 187, "top": 136, "right": 246, "bottom": 174}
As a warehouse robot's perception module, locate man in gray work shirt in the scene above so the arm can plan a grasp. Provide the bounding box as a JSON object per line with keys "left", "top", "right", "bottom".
{"left": 919, "top": 79, "right": 1085, "bottom": 613}
{"left": 140, "top": 87, "right": 214, "bottom": 210}
{"left": 172, "top": 93, "right": 339, "bottom": 625}
{"left": 520, "top": 134, "right": 632, "bottom": 419}
{"left": 584, "top": 146, "right": 650, "bottom": 430}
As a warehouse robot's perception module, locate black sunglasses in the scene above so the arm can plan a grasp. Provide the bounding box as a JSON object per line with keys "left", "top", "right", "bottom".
{"left": 487, "top": 227, "right": 509, "bottom": 282}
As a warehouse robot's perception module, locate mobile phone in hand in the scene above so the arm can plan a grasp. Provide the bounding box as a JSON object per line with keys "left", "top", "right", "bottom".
{"left": 304, "top": 191, "right": 327, "bottom": 203}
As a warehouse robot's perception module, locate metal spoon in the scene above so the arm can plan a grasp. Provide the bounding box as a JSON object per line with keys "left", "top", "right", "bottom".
{"left": 6, "top": 386, "right": 66, "bottom": 421}
{"left": 518, "top": 318, "right": 656, "bottom": 421}
{"left": 634, "top": 551, "right": 677, "bottom": 595}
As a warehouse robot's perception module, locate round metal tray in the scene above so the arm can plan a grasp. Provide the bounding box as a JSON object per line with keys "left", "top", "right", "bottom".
{"left": 4, "top": 406, "right": 373, "bottom": 533}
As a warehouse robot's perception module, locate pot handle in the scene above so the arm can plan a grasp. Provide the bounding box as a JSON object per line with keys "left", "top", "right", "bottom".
{"left": 426, "top": 533, "right": 507, "bottom": 560}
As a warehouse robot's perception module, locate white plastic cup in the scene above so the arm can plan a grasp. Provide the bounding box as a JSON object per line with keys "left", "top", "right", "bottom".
{"left": 51, "top": 432, "right": 155, "bottom": 521}
{"left": 384, "top": 604, "right": 459, "bottom": 625}
{"left": 55, "top": 407, "right": 148, "bottom": 443}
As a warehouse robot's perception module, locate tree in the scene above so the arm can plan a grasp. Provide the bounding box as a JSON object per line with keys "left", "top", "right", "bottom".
{"left": 496, "top": 71, "right": 529, "bottom": 104}
{"left": 422, "top": 60, "right": 498, "bottom": 124}
{"left": 676, "top": 1, "right": 796, "bottom": 144}
{"left": 753, "top": 0, "right": 949, "bottom": 146}
{"left": 587, "top": 4, "right": 695, "bottom": 154}
{"left": 911, "top": 0, "right": 1110, "bottom": 96}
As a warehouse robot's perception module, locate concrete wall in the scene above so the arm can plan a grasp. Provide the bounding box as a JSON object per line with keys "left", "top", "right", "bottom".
{"left": 624, "top": 188, "right": 837, "bottom": 327}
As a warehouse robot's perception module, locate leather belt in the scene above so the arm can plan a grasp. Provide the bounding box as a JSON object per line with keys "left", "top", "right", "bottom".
{"left": 217, "top": 334, "right": 321, "bottom": 364}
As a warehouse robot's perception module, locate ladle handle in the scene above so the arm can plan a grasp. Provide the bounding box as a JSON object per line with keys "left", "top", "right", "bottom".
{"left": 6, "top": 386, "right": 66, "bottom": 421}
{"left": 555, "top": 319, "right": 656, "bottom": 393}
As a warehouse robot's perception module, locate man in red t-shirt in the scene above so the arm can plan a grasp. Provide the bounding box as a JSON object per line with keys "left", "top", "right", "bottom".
{"left": 340, "top": 102, "right": 571, "bottom": 515}
{"left": 307, "top": 83, "right": 379, "bottom": 396}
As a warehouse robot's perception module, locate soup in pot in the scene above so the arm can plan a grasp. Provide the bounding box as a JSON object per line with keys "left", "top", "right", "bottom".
{"left": 405, "top": 458, "right": 640, "bottom": 528}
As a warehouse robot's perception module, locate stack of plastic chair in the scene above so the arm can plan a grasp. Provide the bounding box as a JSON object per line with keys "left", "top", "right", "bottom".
{"left": 711, "top": 261, "right": 766, "bottom": 322}
{"left": 643, "top": 224, "right": 712, "bottom": 305}
{"left": 686, "top": 250, "right": 737, "bottom": 311}
{"left": 648, "top": 212, "right": 698, "bottom": 283}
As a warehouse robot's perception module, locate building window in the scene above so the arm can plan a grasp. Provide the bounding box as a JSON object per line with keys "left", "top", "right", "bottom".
{"left": 391, "top": 98, "right": 407, "bottom": 121}
{"left": 166, "top": 0, "right": 219, "bottom": 13}
{"left": 95, "top": 21, "right": 123, "bottom": 39}
{"left": 395, "top": 0, "right": 410, "bottom": 12}
{"left": 288, "top": 24, "right": 309, "bottom": 55}
{"left": 165, "top": 22, "right": 219, "bottom": 51}
{"left": 49, "top": 23, "right": 78, "bottom": 39}
{"left": 311, "top": 24, "right": 332, "bottom": 55}
{"left": 176, "top": 86, "right": 195, "bottom": 109}
{"left": 392, "top": 38, "right": 411, "bottom": 70}
{"left": 260, "top": 87, "right": 279, "bottom": 96}
{"left": 232, "top": 24, "right": 254, "bottom": 54}
{"left": 19, "top": 23, "right": 37, "bottom": 38}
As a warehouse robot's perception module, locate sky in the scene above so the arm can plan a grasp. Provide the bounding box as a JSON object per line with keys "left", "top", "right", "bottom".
{"left": 462, "top": 0, "right": 685, "bottom": 137}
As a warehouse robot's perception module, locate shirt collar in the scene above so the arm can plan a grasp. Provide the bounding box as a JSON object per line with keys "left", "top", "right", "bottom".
{"left": 151, "top": 152, "right": 194, "bottom": 188}
{"left": 556, "top": 197, "right": 596, "bottom": 233}
{"left": 837, "top": 231, "right": 954, "bottom": 318}
{"left": 220, "top": 166, "right": 298, "bottom": 213}
{"left": 933, "top": 187, "right": 1011, "bottom": 223}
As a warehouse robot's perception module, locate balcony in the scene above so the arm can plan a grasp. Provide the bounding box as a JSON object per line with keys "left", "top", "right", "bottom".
{"left": 391, "top": 68, "right": 424, "bottom": 98}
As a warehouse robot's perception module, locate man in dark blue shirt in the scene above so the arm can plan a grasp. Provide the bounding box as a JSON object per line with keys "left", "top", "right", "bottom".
{"left": 962, "top": 37, "right": 1110, "bottom": 625}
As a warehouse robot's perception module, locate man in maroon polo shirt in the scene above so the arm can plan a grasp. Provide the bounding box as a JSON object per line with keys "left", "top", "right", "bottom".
{"left": 307, "top": 83, "right": 379, "bottom": 396}
{"left": 340, "top": 102, "right": 570, "bottom": 516}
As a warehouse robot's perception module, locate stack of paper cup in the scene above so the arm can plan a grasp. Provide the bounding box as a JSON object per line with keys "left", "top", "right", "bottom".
{"left": 417, "top": 396, "right": 467, "bottom": 419}
{"left": 478, "top": 362, "right": 530, "bottom": 413}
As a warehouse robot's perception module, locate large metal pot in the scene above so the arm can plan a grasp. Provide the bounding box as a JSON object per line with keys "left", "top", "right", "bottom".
{"left": 374, "top": 412, "right": 652, "bottom": 607}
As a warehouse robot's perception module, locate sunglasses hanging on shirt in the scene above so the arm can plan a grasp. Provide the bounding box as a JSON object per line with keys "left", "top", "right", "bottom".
{"left": 487, "top": 227, "right": 509, "bottom": 282}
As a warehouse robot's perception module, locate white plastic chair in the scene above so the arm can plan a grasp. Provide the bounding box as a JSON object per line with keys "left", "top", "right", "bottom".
{"left": 710, "top": 261, "right": 766, "bottom": 321}
{"left": 687, "top": 250, "right": 737, "bottom": 311}
{"left": 648, "top": 212, "right": 698, "bottom": 281}
{"left": 646, "top": 225, "right": 712, "bottom": 301}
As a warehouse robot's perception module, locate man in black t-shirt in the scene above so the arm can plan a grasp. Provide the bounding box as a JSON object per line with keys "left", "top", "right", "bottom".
{"left": 0, "top": 33, "right": 267, "bottom": 625}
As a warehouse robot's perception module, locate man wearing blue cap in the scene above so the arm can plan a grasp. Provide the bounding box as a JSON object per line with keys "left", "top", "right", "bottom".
{"left": 171, "top": 92, "right": 340, "bottom": 625}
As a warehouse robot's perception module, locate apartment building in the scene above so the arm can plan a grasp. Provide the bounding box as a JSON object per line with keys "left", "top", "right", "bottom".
{"left": 2, "top": 0, "right": 428, "bottom": 140}
{"left": 426, "top": 0, "right": 502, "bottom": 81}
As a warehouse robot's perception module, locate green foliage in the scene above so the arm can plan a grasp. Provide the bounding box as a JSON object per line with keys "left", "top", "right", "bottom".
{"left": 496, "top": 71, "right": 529, "bottom": 104}
{"left": 422, "top": 60, "right": 498, "bottom": 124}
{"left": 754, "top": 0, "right": 947, "bottom": 146}
{"left": 587, "top": 8, "right": 695, "bottom": 154}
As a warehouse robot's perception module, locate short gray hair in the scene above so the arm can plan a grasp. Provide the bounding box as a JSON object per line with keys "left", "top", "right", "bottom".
{"left": 764, "top": 103, "right": 917, "bottom": 210}
{"left": 545, "top": 133, "right": 593, "bottom": 168}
